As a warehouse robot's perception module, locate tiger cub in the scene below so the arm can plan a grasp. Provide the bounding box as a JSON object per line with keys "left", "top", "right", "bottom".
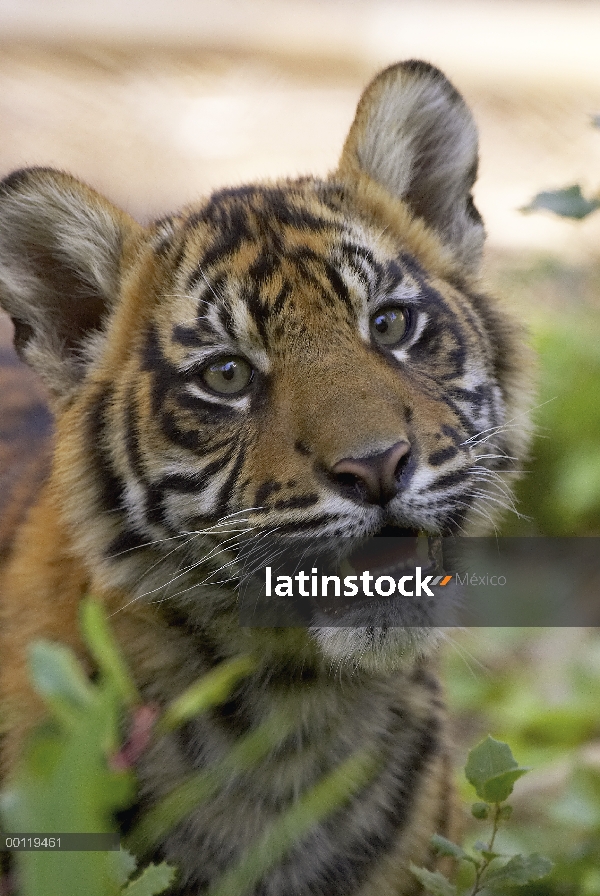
{"left": 0, "top": 61, "right": 531, "bottom": 894}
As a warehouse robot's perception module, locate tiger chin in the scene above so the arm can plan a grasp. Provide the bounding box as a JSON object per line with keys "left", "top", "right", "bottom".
{"left": 0, "top": 61, "right": 532, "bottom": 895}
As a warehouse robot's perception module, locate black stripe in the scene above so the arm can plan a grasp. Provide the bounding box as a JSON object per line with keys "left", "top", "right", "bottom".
{"left": 87, "top": 386, "right": 126, "bottom": 513}
{"left": 141, "top": 325, "right": 182, "bottom": 415}
{"left": 248, "top": 251, "right": 278, "bottom": 285}
{"left": 244, "top": 282, "right": 270, "bottom": 343}
{"left": 255, "top": 480, "right": 282, "bottom": 506}
{"left": 409, "top": 663, "right": 442, "bottom": 694}
{"left": 447, "top": 383, "right": 492, "bottom": 411}
{"left": 273, "top": 494, "right": 319, "bottom": 511}
{"left": 338, "top": 243, "right": 384, "bottom": 294}
{"left": 143, "top": 481, "right": 177, "bottom": 531}
{"left": 160, "top": 409, "right": 232, "bottom": 453}
{"left": 171, "top": 324, "right": 205, "bottom": 347}
{"left": 431, "top": 469, "right": 467, "bottom": 491}
{"left": 441, "top": 424, "right": 461, "bottom": 442}
{"left": 431, "top": 392, "right": 480, "bottom": 440}
{"left": 106, "top": 527, "right": 150, "bottom": 558}
{"left": 189, "top": 209, "right": 251, "bottom": 288}
{"left": 383, "top": 258, "right": 405, "bottom": 292}
{"left": 155, "top": 451, "right": 233, "bottom": 495}
{"left": 214, "top": 443, "right": 247, "bottom": 518}
{"left": 175, "top": 389, "right": 237, "bottom": 423}
{"left": 428, "top": 445, "right": 459, "bottom": 467}
{"left": 217, "top": 302, "right": 237, "bottom": 341}
{"left": 322, "top": 259, "right": 353, "bottom": 315}
{"left": 271, "top": 282, "right": 291, "bottom": 316}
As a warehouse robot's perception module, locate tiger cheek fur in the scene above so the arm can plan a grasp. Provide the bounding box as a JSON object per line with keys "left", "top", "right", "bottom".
{"left": 0, "top": 61, "right": 532, "bottom": 894}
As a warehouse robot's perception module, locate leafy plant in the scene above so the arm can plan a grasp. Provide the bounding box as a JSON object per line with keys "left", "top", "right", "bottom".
{"left": 445, "top": 629, "right": 600, "bottom": 896}
{"left": 410, "top": 737, "right": 553, "bottom": 896}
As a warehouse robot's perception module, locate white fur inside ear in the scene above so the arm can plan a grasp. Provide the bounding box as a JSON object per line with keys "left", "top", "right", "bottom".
{"left": 0, "top": 169, "right": 135, "bottom": 401}
{"left": 339, "top": 62, "right": 484, "bottom": 272}
{"left": 357, "top": 75, "right": 477, "bottom": 202}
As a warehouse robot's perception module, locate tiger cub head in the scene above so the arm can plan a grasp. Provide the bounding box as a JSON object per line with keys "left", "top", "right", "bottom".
{"left": 0, "top": 61, "right": 532, "bottom": 670}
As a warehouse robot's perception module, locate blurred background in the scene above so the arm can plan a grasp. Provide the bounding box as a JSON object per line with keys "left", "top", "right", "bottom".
{"left": 1, "top": 1, "right": 600, "bottom": 890}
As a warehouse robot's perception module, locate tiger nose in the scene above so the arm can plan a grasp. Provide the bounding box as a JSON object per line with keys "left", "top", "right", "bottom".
{"left": 330, "top": 440, "right": 411, "bottom": 506}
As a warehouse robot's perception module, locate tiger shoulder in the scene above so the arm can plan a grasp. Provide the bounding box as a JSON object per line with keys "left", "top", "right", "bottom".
{"left": 0, "top": 60, "right": 532, "bottom": 895}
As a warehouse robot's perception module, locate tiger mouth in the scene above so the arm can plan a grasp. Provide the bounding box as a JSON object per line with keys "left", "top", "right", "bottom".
{"left": 312, "top": 526, "right": 443, "bottom": 619}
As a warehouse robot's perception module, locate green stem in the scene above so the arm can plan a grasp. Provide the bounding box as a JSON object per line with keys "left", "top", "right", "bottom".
{"left": 469, "top": 803, "right": 502, "bottom": 896}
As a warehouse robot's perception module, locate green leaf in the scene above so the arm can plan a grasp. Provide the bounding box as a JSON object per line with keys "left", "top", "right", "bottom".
{"left": 465, "top": 737, "right": 529, "bottom": 802}
{"left": 484, "top": 853, "right": 553, "bottom": 888}
{"left": 480, "top": 769, "right": 528, "bottom": 803}
{"left": 473, "top": 841, "right": 502, "bottom": 862}
{"left": 121, "top": 861, "right": 177, "bottom": 896}
{"left": 409, "top": 864, "right": 457, "bottom": 896}
{"left": 521, "top": 185, "right": 600, "bottom": 219}
{"left": 157, "top": 654, "right": 257, "bottom": 734}
{"left": 471, "top": 802, "right": 490, "bottom": 820}
{"left": 430, "top": 834, "right": 478, "bottom": 865}
{"left": 480, "top": 850, "right": 501, "bottom": 862}
{"left": 1, "top": 639, "right": 136, "bottom": 896}
{"left": 127, "top": 705, "right": 299, "bottom": 853}
{"left": 111, "top": 849, "right": 138, "bottom": 888}
{"left": 81, "top": 598, "right": 140, "bottom": 707}
{"left": 28, "top": 641, "right": 94, "bottom": 724}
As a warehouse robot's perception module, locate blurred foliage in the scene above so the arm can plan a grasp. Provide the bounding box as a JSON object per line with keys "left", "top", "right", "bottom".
{"left": 0, "top": 599, "right": 179, "bottom": 896}
{"left": 505, "top": 315, "right": 600, "bottom": 536}
{"left": 521, "top": 115, "right": 599, "bottom": 221}
{"left": 509, "top": 112, "right": 600, "bottom": 535}
{"left": 451, "top": 233, "right": 600, "bottom": 890}
{"left": 521, "top": 185, "right": 599, "bottom": 220}
{"left": 492, "top": 256, "right": 600, "bottom": 537}
{"left": 0, "top": 598, "right": 379, "bottom": 896}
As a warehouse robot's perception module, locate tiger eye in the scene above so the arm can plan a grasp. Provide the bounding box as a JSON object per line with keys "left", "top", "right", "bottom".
{"left": 202, "top": 356, "right": 253, "bottom": 395}
{"left": 370, "top": 306, "right": 410, "bottom": 347}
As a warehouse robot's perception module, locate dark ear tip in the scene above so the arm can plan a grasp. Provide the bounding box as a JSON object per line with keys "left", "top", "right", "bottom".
{"left": 399, "top": 59, "right": 444, "bottom": 78}
{"left": 0, "top": 167, "right": 62, "bottom": 200}
{"left": 1, "top": 168, "right": 38, "bottom": 198}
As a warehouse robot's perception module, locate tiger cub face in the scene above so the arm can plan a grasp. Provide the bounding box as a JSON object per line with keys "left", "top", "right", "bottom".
{"left": 0, "top": 61, "right": 531, "bottom": 669}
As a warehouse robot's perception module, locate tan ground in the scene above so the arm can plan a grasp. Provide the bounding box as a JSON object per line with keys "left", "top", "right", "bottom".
{"left": 0, "top": 0, "right": 599, "bottom": 262}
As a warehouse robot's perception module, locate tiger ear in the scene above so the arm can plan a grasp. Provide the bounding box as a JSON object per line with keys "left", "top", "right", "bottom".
{"left": 0, "top": 168, "right": 143, "bottom": 403}
{"left": 338, "top": 60, "right": 484, "bottom": 272}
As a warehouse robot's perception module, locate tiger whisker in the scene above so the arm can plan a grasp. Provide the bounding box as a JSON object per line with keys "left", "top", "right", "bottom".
{"left": 461, "top": 396, "right": 554, "bottom": 447}
{"left": 111, "top": 531, "right": 250, "bottom": 612}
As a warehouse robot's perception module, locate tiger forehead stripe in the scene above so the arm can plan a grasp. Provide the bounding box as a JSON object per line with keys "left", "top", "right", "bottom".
{"left": 182, "top": 184, "right": 343, "bottom": 290}
{"left": 173, "top": 216, "right": 384, "bottom": 351}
